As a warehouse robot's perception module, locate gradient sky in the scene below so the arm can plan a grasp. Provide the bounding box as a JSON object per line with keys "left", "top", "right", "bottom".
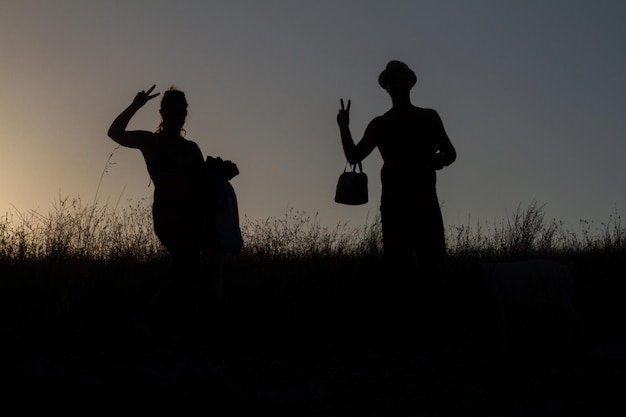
{"left": 2, "top": 1, "right": 625, "bottom": 235}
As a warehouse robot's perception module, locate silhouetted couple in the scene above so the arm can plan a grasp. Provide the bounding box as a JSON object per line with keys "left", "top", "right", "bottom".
{"left": 108, "top": 60, "right": 456, "bottom": 339}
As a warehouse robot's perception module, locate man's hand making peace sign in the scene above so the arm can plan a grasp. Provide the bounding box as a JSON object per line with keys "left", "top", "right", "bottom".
{"left": 336, "top": 98, "right": 351, "bottom": 129}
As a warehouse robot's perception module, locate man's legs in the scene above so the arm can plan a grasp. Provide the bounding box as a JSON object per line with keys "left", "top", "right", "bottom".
{"left": 413, "top": 192, "right": 446, "bottom": 274}
{"left": 380, "top": 191, "right": 447, "bottom": 342}
{"left": 380, "top": 199, "right": 416, "bottom": 340}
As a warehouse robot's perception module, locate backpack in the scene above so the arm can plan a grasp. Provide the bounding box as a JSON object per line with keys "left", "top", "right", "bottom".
{"left": 204, "top": 156, "right": 243, "bottom": 255}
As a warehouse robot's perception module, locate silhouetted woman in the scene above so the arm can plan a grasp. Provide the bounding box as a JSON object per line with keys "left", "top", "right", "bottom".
{"left": 108, "top": 85, "right": 206, "bottom": 333}
{"left": 337, "top": 61, "right": 456, "bottom": 278}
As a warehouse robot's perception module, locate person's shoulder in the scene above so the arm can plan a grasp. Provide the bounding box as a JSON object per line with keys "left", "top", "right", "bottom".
{"left": 182, "top": 137, "right": 201, "bottom": 149}
{"left": 413, "top": 106, "right": 443, "bottom": 122}
{"left": 183, "top": 138, "right": 204, "bottom": 160}
{"left": 372, "top": 111, "right": 388, "bottom": 120}
{"left": 412, "top": 105, "right": 437, "bottom": 114}
{"left": 365, "top": 114, "right": 388, "bottom": 133}
{"left": 370, "top": 112, "right": 390, "bottom": 125}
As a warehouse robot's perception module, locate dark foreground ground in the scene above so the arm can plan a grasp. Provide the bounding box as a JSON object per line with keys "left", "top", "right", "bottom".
{"left": 2, "top": 308, "right": 626, "bottom": 416}
{"left": 3, "top": 334, "right": 626, "bottom": 416}
{"left": 2, "top": 257, "right": 626, "bottom": 415}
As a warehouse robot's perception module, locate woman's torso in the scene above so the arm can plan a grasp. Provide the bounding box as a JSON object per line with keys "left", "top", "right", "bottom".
{"left": 141, "top": 134, "right": 204, "bottom": 207}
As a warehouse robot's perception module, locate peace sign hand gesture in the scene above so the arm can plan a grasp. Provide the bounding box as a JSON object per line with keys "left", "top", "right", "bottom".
{"left": 336, "top": 98, "right": 351, "bottom": 128}
{"left": 132, "top": 85, "right": 160, "bottom": 108}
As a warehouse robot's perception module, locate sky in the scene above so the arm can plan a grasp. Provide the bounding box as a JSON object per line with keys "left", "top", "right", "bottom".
{"left": 1, "top": 1, "right": 625, "bottom": 236}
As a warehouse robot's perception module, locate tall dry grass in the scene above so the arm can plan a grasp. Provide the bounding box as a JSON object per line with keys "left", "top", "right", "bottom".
{"left": 448, "top": 200, "right": 626, "bottom": 260}
{"left": 1, "top": 198, "right": 625, "bottom": 263}
{"left": 1, "top": 197, "right": 625, "bottom": 344}
{"left": 1, "top": 195, "right": 163, "bottom": 262}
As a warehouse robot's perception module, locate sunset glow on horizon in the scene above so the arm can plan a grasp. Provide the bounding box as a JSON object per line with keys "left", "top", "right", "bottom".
{"left": 2, "top": 1, "right": 626, "bottom": 234}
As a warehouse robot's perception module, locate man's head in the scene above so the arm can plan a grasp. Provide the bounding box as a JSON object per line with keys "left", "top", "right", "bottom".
{"left": 378, "top": 60, "right": 417, "bottom": 95}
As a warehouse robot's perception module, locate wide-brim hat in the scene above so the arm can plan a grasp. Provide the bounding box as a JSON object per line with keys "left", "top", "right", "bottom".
{"left": 378, "top": 60, "right": 417, "bottom": 89}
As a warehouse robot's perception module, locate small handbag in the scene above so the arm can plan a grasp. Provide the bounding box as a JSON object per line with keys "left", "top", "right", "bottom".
{"left": 334, "top": 162, "right": 368, "bottom": 205}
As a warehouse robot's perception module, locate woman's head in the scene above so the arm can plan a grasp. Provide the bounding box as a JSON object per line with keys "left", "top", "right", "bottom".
{"left": 157, "top": 87, "right": 188, "bottom": 135}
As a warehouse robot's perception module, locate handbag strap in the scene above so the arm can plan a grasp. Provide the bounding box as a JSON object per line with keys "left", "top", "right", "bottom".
{"left": 344, "top": 161, "right": 363, "bottom": 173}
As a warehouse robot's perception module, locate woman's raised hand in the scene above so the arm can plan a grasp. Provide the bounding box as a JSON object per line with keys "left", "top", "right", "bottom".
{"left": 336, "top": 98, "right": 351, "bottom": 128}
{"left": 132, "top": 85, "right": 160, "bottom": 107}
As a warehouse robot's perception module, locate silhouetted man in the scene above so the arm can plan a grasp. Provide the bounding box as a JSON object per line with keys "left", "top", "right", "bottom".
{"left": 337, "top": 60, "right": 456, "bottom": 285}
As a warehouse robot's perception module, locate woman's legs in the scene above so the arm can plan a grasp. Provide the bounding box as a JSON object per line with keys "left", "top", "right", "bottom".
{"left": 143, "top": 206, "right": 203, "bottom": 335}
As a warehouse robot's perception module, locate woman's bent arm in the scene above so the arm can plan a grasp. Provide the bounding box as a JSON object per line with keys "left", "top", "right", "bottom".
{"left": 108, "top": 86, "right": 160, "bottom": 148}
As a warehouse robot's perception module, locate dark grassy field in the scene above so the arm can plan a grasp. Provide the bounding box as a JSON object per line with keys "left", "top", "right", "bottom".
{"left": 1, "top": 200, "right": 626, "bottom": 414}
